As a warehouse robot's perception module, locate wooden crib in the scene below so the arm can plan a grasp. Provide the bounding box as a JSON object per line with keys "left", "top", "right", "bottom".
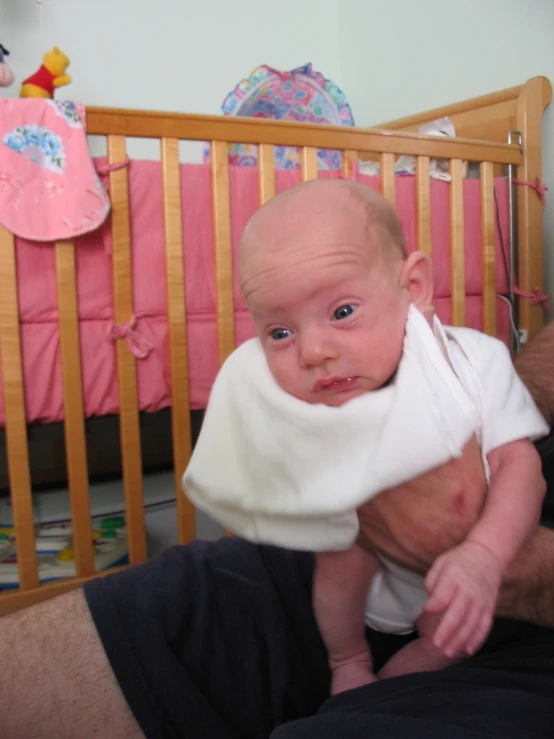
{"left": 0, "top": 75, "right": 550, "bottom": 616}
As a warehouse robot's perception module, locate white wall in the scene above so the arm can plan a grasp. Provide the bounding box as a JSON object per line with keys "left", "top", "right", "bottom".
{"left": 0, "top": 0, "right": 340, "bottom": 112}
{"left": 1, "top": 0, "right": 341, "bottom": 160}
{"left": 338, "top": 0, "right": 554, "bottom": 303}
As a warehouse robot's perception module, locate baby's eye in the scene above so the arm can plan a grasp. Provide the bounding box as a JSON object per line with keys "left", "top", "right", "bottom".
{"left": 333, "top": 304, "right": 356, "bottom": 320}
{"left": 271, "top": 328, "right": 292, "bottom": 341}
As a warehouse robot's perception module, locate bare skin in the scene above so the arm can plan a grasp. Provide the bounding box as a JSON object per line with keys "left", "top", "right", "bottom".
{"left": 357, "top": 436, "right": 488, "bottom": 571}
{"left": 0, "top": 589, "right": 143, "bottom": 739}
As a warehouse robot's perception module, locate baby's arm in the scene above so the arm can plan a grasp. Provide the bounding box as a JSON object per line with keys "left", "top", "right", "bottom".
{"left": 465, "top": 439, "right": 545, "bottom": 570}
{"left": 313, "top": 544, "right": 380, "bottom": 694}
{"left": 424, "top": 438, "right": 545, "bottom": 657}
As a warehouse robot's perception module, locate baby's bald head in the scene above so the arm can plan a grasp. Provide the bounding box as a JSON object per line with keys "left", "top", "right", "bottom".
{"left": 238, "top": 179, "right": 407, "bottom": 303}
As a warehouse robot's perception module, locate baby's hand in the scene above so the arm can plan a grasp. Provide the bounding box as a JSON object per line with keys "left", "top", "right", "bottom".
{"left": 423, "top": 540, "right": 503, "bottom": 658}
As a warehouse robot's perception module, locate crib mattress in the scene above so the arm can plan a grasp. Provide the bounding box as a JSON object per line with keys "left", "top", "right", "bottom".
{"left": 0, "top": 162, "right": 511, "bottom": 426}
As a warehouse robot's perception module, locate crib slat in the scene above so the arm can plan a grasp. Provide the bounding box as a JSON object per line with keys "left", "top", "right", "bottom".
{"left": 380, "top": 153, "right": 396, "bottom": 206}
{"left": 302, "top": 147, "right": 318, "bottom": 181}
{"left": 259, "top": 144, "right": 276, "bottom": 205}
{"left": 416, "top": 156, "right": 432, "bottom": 260}
{"left": 0, "top": 225, "right": 38, "bottom": 590}
{"left": 107, "top": 135, "right": 147, "bottom": 565}
{"left": 449, "top": 159, "right": 466, "bottom": 326}
{"left": 210, "top": 141, "right": 236, "bottom": 364}
{"left": 161, "top": 138, "right": 195, "bottom": 544}
{"left": 341, "top": 150, "right": 357, "bottom": 179}
{"left": 55, "top": 240, "right": 95, "bottom": 576}
{"left": 480, "top": 162, "right": 497, "bottom": 336}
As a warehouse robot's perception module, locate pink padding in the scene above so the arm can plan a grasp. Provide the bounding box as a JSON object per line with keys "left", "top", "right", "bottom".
{"left": 0, "top": 162, "right": 511, "bottom": 425}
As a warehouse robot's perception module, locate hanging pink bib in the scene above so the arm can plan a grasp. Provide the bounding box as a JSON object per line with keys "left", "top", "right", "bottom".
{"left": 0, "top": 98, "right": 110, "bottom": 241}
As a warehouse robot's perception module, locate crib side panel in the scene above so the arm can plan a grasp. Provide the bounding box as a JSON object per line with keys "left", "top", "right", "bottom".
{"left": 0, "top": 105, "right": 532, "bottom": 613}
{"left": 0, "top": 225, "right": 38, "bottom": 591}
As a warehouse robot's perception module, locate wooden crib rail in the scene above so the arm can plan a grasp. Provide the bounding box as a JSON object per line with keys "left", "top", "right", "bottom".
{"left": 259, "top": 144, "right": 276, "bottom": 204}
{"left": 55, "top": 240, "right": 95, "bottom": 578}
{"left": 161, "top": 138, "right": 196, "bottom": 545}
{"left": 374, "top": 77, "right": 551, "bottom": 146}
{"left": 211, "top": 141, "right": 236, "bottom": 364}
{"left": 380, "top": 154, "right": 396, "bottom": 206}
{"left": 0, "top": 226, "right": 38, "bottom": 591}
{"left": 376, "top": 76, "right": 552, "bottom": 339}
{"left": 415, "top": 157, "right": 431, "bottom": 262}
{"left": 481, "top": 162, "right": 497, "bottom": 337}
{"left": 86, "top": 108, "right": 522, "bottom": 167}
{"left": 107, "top": 135, "right": 148, "bottom": 565}
{"left": 449, "top": 160, "right": 466, "bottom": 327}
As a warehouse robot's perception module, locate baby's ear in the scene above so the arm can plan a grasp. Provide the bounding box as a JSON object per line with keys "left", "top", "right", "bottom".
{"left": 400, "top": 251, "right": 433, "bottom": 309}
{"left": 418, "top": 304, "right": 436, "bottom": 326}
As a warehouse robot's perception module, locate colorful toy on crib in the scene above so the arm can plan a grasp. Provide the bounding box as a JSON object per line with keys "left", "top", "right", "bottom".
{"left": 20, "top": 46, "right": 71, "bottom": 99}
{"left": 0, "top": 43, "right": 14, "bottom": 87}
{"left": 203, "top": 63, "right": 355, "bottom": 171}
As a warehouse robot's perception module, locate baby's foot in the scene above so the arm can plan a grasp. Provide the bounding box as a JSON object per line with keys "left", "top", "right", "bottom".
{"left": 330, "top": 660, "right": 377, "bottom": 695}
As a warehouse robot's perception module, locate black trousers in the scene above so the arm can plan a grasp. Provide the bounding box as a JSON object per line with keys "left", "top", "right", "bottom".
{"left": 85, "top": 537, "right": 554, "bottom": 738}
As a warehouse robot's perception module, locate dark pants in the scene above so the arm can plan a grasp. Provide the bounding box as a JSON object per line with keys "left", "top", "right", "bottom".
{"left": 85, "top": 536, "right": 554, "bottom": 738}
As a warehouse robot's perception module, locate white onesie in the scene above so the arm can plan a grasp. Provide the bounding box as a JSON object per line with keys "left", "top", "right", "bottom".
{"left": 183, "top": 305, "right": 549, "bottom": 633}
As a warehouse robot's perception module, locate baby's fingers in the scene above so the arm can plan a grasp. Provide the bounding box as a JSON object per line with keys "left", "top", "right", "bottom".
{"left": 424, "top": 558, "right": 445, "bottom": 594}
{"left": 440, "top": 602, "right": 482, "bottom": 659}
{"left": 424, "top": 572, "right": 457, "bottom": 614}
{"left": 465, "top": 610, "right": 494, "bottom": 656}
{"left": 432, "top": 588, "right": 471, "bottom": 651}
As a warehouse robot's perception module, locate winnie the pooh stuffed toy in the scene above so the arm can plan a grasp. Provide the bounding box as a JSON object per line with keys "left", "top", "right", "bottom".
{"left": 20, "top": 46, "right": 71, "bottom": 98}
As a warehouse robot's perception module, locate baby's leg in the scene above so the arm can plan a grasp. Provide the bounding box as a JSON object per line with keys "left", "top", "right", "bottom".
{"left": 313, "top": 544, "right": 380, "bottom": 694}
{"left": 377, "top": 611, "right": 458, "bottom": 680}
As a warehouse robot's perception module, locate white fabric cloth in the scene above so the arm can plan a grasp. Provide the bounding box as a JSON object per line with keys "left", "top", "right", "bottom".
{"left": 183, "top": 305, "right": 549, "bottom": 632}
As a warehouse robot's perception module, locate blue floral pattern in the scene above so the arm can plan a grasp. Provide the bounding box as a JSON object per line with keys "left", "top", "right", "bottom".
{"left": 4, "top": 124, "right": 65, "bottom": 173}
{"left": 47, "top": 100, "right": 83, "bottom": 129}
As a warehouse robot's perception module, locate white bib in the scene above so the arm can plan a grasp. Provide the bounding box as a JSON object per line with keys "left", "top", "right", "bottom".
{"left": 183, "top": 306, "right": 484, "bottom": 551}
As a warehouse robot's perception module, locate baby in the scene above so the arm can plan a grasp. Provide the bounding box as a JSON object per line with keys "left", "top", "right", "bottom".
{"left": 184, "top": 179, "right": 548, "bottom": 695}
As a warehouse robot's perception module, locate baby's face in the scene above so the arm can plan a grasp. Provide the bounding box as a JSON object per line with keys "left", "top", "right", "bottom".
{"left": 241, "top": 211, "right": 410, "bottom": 407}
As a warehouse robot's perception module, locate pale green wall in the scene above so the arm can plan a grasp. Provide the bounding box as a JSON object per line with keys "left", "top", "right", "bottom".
{"left": 338, "top": 0, "right": 554, "bottom": 304}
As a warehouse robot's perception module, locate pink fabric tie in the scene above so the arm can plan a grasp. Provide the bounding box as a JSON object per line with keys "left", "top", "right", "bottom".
{"left": 107, "top": 314, "right": 153, "bottom": 359}
{"left": 95, "top": 158, "right": 131, "bottom": 177}
{"left": 513, "top": 176, "right": 548, "bottom": 207}
{"left": 95, "top": 158, "right": 131, "bottom": 256}
{"left": 514, "top": 286, "right": 552, "bottom": 315}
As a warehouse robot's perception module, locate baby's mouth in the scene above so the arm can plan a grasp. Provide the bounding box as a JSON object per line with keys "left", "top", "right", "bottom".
{"left": 314, "top": 377, "right": 358, "bottom": 393}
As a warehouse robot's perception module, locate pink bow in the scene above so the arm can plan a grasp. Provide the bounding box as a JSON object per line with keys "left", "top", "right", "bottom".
{"left": 95, "top": 158, "right": 131, "bottom": 177}
{"left": 514, "top": 286, "right": 552, "bottom": 315}
{"left": 107, "top": 314, "right": 153, "bottom": 359}
{"left": 513, "top": 176, "right": 548, "bottom": 207}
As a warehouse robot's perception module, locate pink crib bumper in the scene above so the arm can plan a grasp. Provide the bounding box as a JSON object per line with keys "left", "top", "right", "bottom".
{"left": 0, "top": 162, "right": 511, "bottom": 426}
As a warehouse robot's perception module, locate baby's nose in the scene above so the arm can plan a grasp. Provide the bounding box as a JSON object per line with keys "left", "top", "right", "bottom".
{"left": 299, "top": 332, "right": 338, "bottom": 368}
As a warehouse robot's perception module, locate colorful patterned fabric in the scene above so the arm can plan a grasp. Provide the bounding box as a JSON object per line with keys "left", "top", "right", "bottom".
{"left": 204, "top": 64, "right": 355, "bottom": 170}
{"left": 0, "top": 99, "right": 110, "bottom": 241}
